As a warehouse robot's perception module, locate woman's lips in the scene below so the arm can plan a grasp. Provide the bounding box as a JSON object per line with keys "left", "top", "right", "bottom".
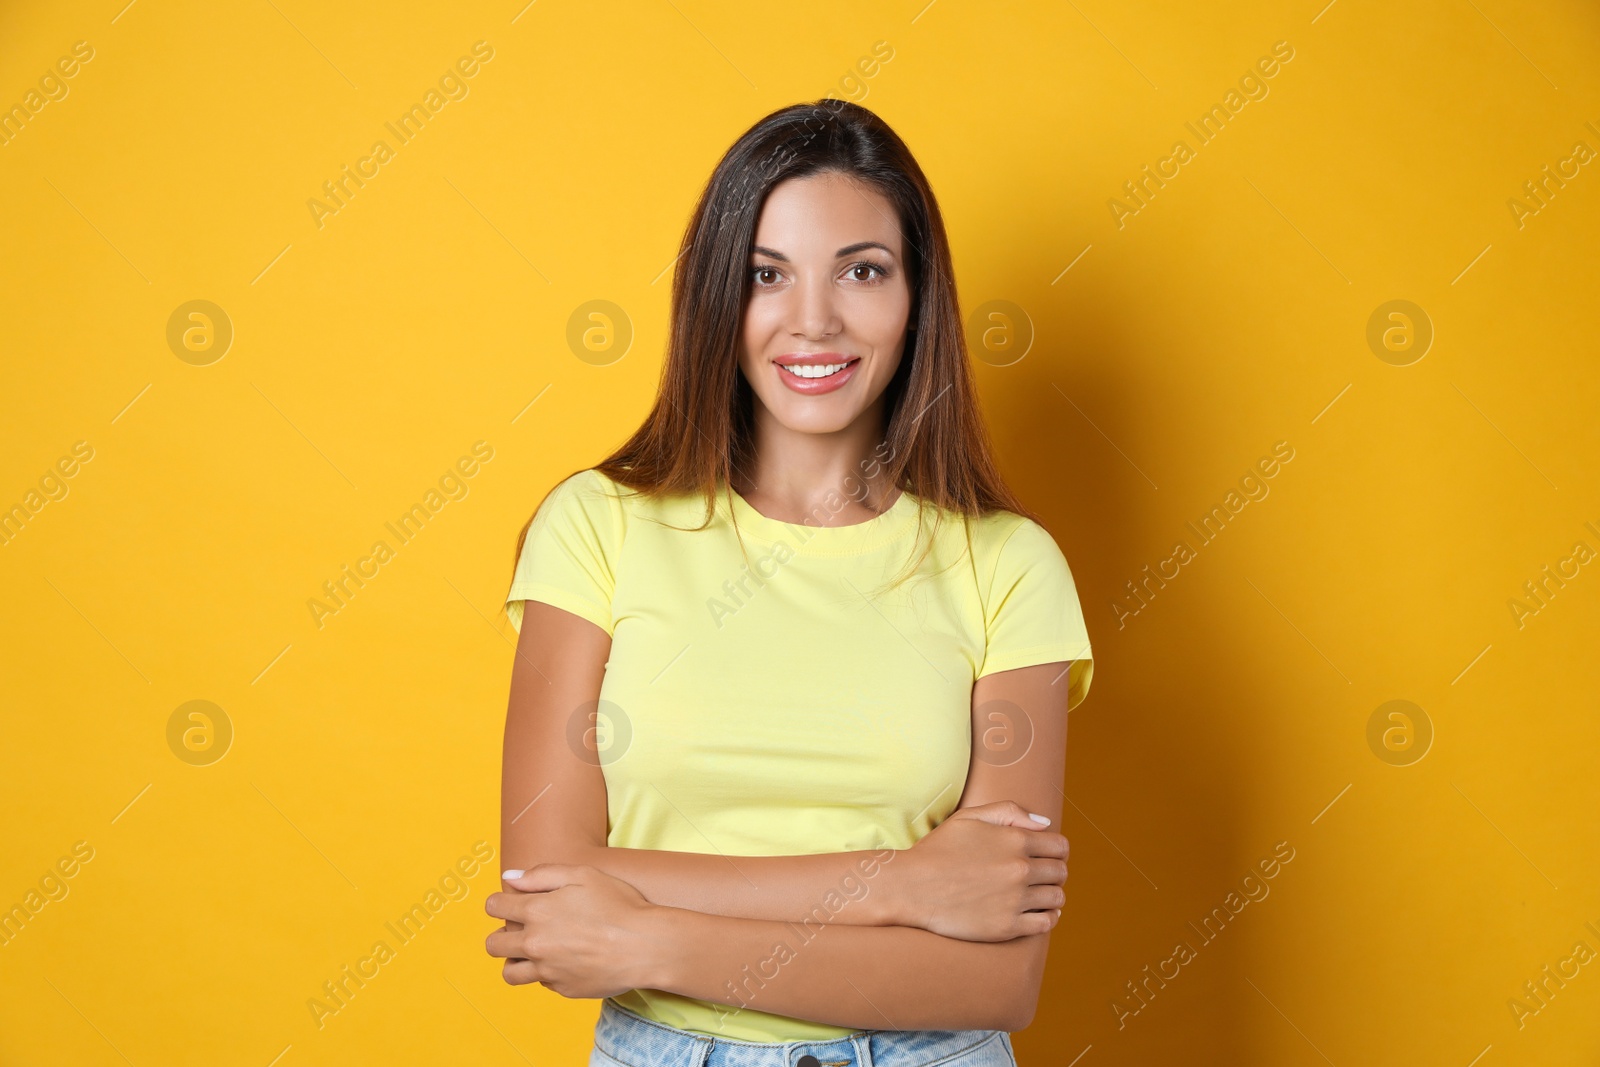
{"left": 773, "top": 357, "right": 860, "bottom": 395}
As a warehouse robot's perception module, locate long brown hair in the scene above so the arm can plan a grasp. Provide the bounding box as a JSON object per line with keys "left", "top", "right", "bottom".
{"left": 513, "top": 98, "right": 1037, "bottom": 591}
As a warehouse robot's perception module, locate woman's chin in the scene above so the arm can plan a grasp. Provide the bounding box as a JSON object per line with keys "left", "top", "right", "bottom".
{"left": 760, "top": 401, "right": 860, "bottom": 437}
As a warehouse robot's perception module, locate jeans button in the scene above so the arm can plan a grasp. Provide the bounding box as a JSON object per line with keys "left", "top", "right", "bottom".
{"left": 797, "top": 1057, "right": 820, "bottom": 1067}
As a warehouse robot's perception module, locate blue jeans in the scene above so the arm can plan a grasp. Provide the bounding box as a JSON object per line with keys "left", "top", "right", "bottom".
{"left": 589, "top": 999, "right": 1019, "bottom": 1067}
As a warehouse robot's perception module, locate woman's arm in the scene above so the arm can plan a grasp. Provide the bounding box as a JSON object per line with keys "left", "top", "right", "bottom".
{"left": 502, "top": 601, "right": 1066, "bottom": 939}
{"left": 634, "top": 658, "right": 1073, "bottom": 1031}
{"left": 645, "top": 907, "right": 1048, "bottom": 1032}
{"left": 491, "top": 642, "right": 1075, "bottom": 1030}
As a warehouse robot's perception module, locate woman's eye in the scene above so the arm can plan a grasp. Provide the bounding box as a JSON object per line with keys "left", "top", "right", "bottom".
{"left": 751, "top": 264, "right": 886, "bottom": 285}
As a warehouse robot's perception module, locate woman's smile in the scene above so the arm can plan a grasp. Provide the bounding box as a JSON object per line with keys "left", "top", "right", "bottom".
{"left": 773, "top": 352, "right": 863, "bottom": 394}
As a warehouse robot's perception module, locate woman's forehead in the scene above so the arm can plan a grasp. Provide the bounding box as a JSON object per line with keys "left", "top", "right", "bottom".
{"left": 753, "top": 173, "right": 903, "bottom": 255}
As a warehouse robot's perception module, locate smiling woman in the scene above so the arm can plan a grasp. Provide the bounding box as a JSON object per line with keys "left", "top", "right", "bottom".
{"left": 489, "top": 99, "right": 1094, "bottom": 1067}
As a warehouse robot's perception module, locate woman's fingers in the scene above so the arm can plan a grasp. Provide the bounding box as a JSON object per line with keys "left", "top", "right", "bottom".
{"left": 1022, "top": 883, "right": 1067, "bottom": 912}
{"left": 501, "top": 958, "right": 541, "bottom": 986}
{"left": 1016, "top": 908, "right": 1062, "bottom": 936}
{"left": 1024, "top": 832, "right": 1070, "bottom": 860}
{"left": 1026, "top": 857, "right": 1069, "bottom": 886}
{"left": 484, "top": 889, "right": 538, "bottom": 922}
{"left": 484, "top": 926, "right": 529, "bottom": 960}
{"left": 957, "top": 800, "right": 1055, "bottom": 830}
{"left": 502, "top": 863, "right": 584, "bottom": 893}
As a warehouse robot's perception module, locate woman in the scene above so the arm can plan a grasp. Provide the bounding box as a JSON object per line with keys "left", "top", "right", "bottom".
{"left": 486, "top": 99, "right": 1094, "bottom": 1067}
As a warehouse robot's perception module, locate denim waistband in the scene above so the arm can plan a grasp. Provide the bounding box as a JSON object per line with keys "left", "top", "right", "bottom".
{"left": 592, "top": 998, "right": 1015, "bottom": 1067}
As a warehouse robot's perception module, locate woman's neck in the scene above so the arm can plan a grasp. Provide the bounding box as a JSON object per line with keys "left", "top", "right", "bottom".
{"left": 733, "top": 410, "right": 899, "bottom": 525}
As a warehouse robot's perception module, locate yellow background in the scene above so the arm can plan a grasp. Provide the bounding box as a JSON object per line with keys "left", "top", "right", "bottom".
{"left": 2, "top": 0, "right": 1598, "bottom": 1063}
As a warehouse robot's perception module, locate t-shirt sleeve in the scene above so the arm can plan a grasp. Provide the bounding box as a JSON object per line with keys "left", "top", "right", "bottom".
{"left": 504, "top": 470, "right": 622, "bottom": 637}
{"left": 976, "top": 517, "right": 1095, "bottom": 711}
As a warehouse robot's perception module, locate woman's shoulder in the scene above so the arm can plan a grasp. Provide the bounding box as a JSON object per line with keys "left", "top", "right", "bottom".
{"left": 553, "top": 466, "right": 620, "bottom": 496}
{"left": 532, "top": 468, "right": 640, "bottom": 539}
{"left": 545, "top": 467, "right": 700, "bottom": 532}
{"left": 957, "top": 507, "right": 1074, "bottom": 585}
{"left": 549, "top": 467, "right": 639, "bottom": 509}
{"left": 963, "top": 506, "right": 1056, "bottom": 554}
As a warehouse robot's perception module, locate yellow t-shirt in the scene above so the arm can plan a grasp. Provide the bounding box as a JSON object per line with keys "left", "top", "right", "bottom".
{"left": 504, "top": 468, "right": 1093, "bottom": 1042}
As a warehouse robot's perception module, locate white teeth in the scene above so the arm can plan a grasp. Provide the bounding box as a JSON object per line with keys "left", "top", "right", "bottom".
{"left": 780, "top": 361, "right": 851, "bottom": 379}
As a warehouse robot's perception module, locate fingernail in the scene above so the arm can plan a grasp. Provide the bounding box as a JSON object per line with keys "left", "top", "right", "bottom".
{"left": 502, "top": 869, "right": 524, "bottom": 879}
{"left": 1028, "top": 813, "right": 1050, "bottom": 825}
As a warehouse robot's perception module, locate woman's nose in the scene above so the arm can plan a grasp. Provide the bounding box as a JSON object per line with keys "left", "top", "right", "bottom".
{"left": 789, "top": 274, "right": 842, "bottom": 338}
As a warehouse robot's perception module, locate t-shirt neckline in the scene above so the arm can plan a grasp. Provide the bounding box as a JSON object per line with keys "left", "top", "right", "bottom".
{"left": 716, "top": 478, "right": 923, "bottom": 555}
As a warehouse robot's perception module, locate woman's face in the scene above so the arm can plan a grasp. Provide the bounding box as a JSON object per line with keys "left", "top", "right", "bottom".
{"left": 738, "top": 171, "right": 913, "bottom": 437}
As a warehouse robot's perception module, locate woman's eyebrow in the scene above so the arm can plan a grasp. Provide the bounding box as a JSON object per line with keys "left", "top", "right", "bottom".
{"left": 750, "top": 241, "right": 897, "bottom": 262}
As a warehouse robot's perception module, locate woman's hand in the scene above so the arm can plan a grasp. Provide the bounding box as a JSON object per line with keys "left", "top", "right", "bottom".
{"left": 485, "top": 864, "right": 666, "bottom": 998}
{"left": 890, "top": 800, "right": 1069, "bottom": 942}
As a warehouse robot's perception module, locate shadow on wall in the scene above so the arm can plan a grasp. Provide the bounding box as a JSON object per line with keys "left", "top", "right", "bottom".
{"left": 983, "top": 302, "right": 1261, "bottom": 1059}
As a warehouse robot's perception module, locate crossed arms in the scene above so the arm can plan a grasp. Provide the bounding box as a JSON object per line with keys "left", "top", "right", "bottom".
{"left": 484, "top": 599, "right": 1074, "bottom": 1032}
